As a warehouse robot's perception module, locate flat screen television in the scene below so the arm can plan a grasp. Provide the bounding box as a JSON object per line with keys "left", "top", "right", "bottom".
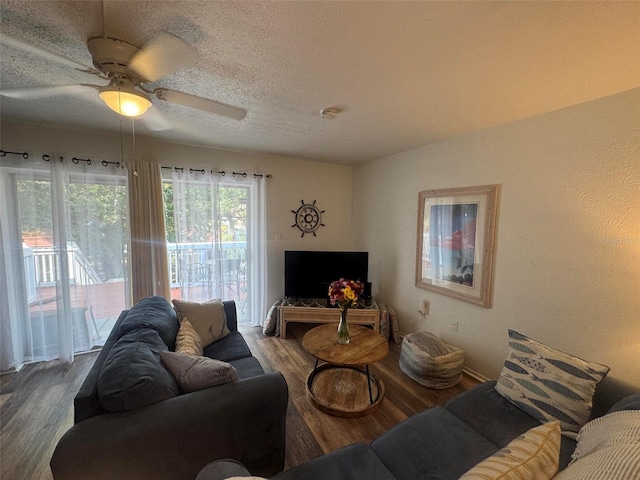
{"left": 284, "top": 250, "right": 369, "bottom": 299}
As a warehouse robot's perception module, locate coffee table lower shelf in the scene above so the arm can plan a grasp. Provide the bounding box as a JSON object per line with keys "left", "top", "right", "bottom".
{"left": 306, "top": 364, "right": 385, "bottom": 418}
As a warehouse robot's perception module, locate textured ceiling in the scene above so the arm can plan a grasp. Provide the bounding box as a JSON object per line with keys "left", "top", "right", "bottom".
{"left": 1, "top": 1, "right": 639, "bottom": 165}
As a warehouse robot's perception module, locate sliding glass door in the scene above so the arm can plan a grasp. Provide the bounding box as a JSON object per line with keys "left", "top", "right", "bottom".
{"left": 1, "top": 155, "right": 267, "bottom": 371}
{"left": 163, "top": 170, "right": 266, "bottom": 325}
{"left": 0, "top": 156, "right": 128, "bottom": 371}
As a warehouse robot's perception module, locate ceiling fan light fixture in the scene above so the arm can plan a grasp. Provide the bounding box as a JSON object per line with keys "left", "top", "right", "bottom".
{"left": 99, "top": 84, "right": 152, "bottom": 117}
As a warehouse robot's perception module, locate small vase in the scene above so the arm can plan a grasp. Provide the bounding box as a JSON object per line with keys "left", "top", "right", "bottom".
{"left": 337, "top": 308, "right": 350, "bottom": 344}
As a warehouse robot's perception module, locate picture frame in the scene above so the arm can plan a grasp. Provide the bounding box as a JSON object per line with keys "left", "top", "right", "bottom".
{"left": 416, "top": 184, "right": 499, "bottom": 308}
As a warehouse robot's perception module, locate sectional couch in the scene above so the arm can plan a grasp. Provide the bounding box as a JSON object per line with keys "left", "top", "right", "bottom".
{"left": 50, "top": 296, "right": 288, "bottom": 480}
{"left": 198, "top": 381, "right": 640, "bottom": 480}
{"left": 198, "top": 329, "right": 640, "bottom": 480}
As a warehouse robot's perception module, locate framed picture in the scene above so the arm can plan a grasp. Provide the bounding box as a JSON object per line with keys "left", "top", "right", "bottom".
{"left": 416, "top": 184, "right": 500, "bottom": 308}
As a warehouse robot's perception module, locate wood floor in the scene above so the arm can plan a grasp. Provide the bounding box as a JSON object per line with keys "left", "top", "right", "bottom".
{"left": 0, "top": 351, "right": 99, "bottom": 480}
{"left": 0, "top": 324, "right": 480, "bottom": 479}
{"left": 242, "top": 323, "right": 480, "bottom": 471}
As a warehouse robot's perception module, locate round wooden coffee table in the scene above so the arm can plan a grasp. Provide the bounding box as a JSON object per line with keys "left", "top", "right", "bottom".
{"left": 302, "top": 323, "right": 389, "bottom": 417}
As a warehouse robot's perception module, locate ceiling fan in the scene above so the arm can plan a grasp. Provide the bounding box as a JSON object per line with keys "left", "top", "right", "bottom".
{"left": 0, "top": 10, "right": 247, "bottom": 129}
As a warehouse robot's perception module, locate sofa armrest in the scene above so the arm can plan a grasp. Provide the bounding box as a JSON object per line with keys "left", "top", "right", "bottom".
{"left": 51, "top": 372, "right": 288, "bottom": 480}
{"left": 223, "top": 300, "right": 238, "bottom": 332}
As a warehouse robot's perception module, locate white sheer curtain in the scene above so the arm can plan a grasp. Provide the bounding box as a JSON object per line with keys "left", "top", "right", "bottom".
{"left": 0, "top": 154, "right": 129, "bottom": 371}
{"left": 166, "top": 170, "right": 267, "bottom": 326}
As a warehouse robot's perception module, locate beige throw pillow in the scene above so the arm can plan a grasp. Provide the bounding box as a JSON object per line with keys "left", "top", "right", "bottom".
{"left": 160, "top": 351, "right": 238, "bottom": 393}
{"left": 175, "top": 317, "right": 203, "bottom": 356}
{"left": 262, "top": 299, "right": 281, "bottom": 336}
{"left": 460, "top": 421, "right": 561, "bottom": 480}
{"left": 172, "top": 299, "right": 230, "bottom": 347}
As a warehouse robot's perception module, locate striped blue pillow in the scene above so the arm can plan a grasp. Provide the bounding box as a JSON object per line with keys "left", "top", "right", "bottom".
{"left": 495, "top": 330, "right": 609, "bottom": 435}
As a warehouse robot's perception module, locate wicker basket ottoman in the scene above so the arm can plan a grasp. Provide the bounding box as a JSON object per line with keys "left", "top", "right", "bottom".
{"left": 399, "top": 331, "right": 464, "bottom": 389}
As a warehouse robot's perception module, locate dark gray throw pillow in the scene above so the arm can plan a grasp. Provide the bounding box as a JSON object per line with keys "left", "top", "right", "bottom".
{"left": 118, "top": 295, "right": 180, "bottom": 350}
{"left": 98, "top": 329, "right": 180, "bottom": 412}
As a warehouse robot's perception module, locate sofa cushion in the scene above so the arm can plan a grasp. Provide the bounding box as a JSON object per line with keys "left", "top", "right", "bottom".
{"left": 271, "top": 443, "right": 396, "bottom": 480}
{"left": 608, "top": 393, "right": 640, "bottom": 413}
{"left": 172, "top": 298, "right": 230, "bottom": 347}
{"left": 459, "top": 421, "right": 560, "bottom": 480}
{"left": 175, "top": 317, "right": 203, "bottom": 356}
{"left": 445, "top": 381, "right": 542, "bottom": 437}
{"left": 160, "top": 351, "right": 238, "bottom": 393}
{"left": 495, "top": 330, "right": 609, "bottom": 436}
{"left": 229, "top": 356, "right": 266, "bottom": 380}
{"left": 118, "top": 295, "right": 180, "bottom": 350}
{"left": 74, "top": 309, "right": 128, "bottom": 423}
{"left": 203, "top": 330, "right": 252, "bottom": 362}
{"left": 443, "top": 381, "right": 576, "bottom": 469}
{"left": 97, "top": 329, "right": 180, "bottom": 412}
{"left": 554, "top": 410, "right": 640, "bottom": 479}
{"left": 371, "top": 406, "right": 499, "bottom": 480}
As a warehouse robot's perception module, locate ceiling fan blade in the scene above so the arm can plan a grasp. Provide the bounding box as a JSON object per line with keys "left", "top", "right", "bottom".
{"left": 138, "top": 106, "right": 172, "bottom": 131}
{"left": 0, "top": 84, "right": 101, "bottom": 99}
{"left": 154, "top": 88, "right": 247, "bottom": 120}
{"left": 128, "top": 33, "right": 198, "bottom": 83}
{"left": 0, "top": 35, "right": 97, "bottom": 74}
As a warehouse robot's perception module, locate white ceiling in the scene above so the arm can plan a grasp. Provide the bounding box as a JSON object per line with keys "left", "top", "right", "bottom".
{"left": 1, "top": 1, "right": 639, "bottom": 165}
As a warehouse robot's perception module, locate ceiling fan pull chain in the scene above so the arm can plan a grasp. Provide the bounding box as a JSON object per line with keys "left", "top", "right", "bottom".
{"left": 131, "top": 116, "right": 136, "bottom": 154}
{"left": 102, "top": 0, "right": 108, "bottom": 39}
{"left": 119, "top": 109, "right": 124, "bottom": 167}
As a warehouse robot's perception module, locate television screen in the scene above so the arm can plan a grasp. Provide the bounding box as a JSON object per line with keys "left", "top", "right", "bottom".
{"left": 284, "top": 251, "right": 369, "bottom": 299}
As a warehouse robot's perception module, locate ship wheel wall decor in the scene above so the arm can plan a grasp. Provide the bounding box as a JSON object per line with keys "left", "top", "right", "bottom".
{"left": 292, "top": 199, "right": 325, "bottom": 237}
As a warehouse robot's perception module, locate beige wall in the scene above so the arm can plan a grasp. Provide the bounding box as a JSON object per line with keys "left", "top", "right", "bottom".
{"left": 352, "top": 88, "right": 640, "bottom": 388}
{"left": 3, "top": 89, "right": 638, "bottom": 389}
{"left": 0, "top": 119, "right": 353, "bottom": 306}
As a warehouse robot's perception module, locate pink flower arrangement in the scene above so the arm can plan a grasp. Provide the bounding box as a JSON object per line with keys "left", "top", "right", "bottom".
{"left": 328, "top": 278, "right": 364, "bottom": 311}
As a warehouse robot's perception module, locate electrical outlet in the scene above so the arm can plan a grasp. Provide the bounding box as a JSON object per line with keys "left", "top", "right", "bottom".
{"left": 451, "top": 321, "right": 459, "bottom": 332}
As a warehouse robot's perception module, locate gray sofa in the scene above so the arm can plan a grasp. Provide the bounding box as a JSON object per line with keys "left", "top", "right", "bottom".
{"left": 50, "top": 296, "right": 289, "bottom": 480}
{"left": 199, "top": 380, "right": 640, "bottom": 480}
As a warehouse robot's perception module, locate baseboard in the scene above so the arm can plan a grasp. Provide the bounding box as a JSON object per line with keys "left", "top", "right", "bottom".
{"left": 463, "top": 366, "right": 491, "bottom": 383}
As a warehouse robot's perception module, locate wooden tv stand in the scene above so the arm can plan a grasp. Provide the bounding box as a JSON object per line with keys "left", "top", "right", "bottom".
{"left": 279, "top": 298, "right": 379, "bottom": 339}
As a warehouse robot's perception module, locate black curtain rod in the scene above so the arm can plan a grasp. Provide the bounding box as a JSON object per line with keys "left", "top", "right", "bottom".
{"left": 1, "top": 149, "right": 271, "bottom": 178}
{"left": 1, "top": 149, "right": 121, "bottom": 167}
{"left": 160, "top": 165, "right": 272, "bottom": 179}
{"left": 0, "top": 149, "right": 29, "bottom": 159}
